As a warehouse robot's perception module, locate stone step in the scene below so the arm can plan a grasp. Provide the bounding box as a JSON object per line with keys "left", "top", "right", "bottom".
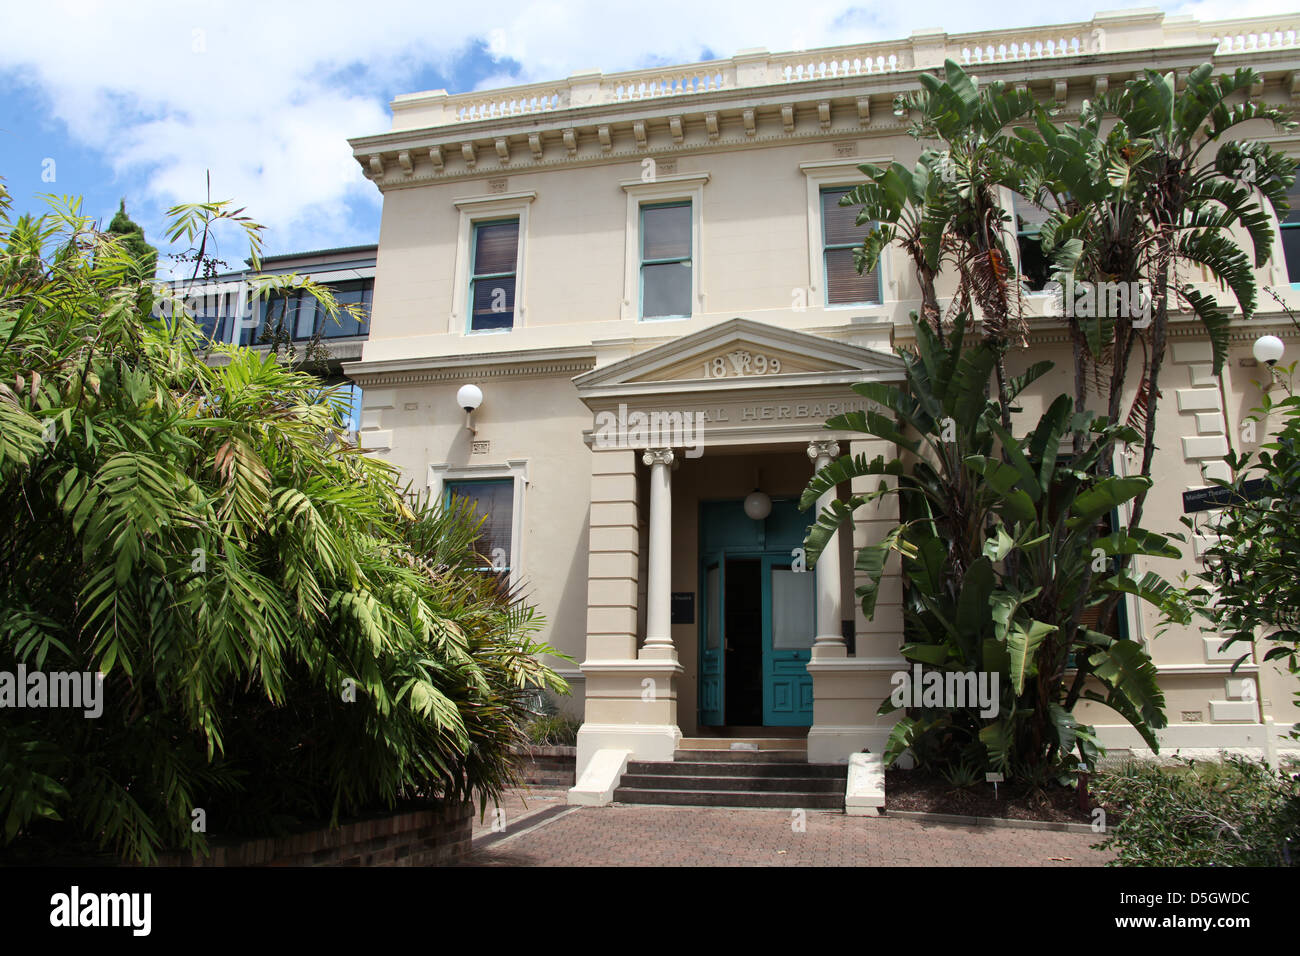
{"left": 613, "top": 787, "right": 844, "bottom": 810}
{"left": 678, "top": 737, "right": 807, "bottom": 750}
{"left": 673, "top": 748, "right": 809, "bottom": 764}
{"left": 620, "top": 773, "right": 845, "bottom": 793}
{"left": 628, "top": 760, "right": 846, "bottom": 779}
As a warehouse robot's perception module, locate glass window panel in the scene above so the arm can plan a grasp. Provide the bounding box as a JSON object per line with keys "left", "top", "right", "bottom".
{"left": 771, "top": 568, "right": 815, "bottom": 650}
{"left": 1285, "top": 163, "right": 1300, "bottom": 224}
{"left": 196, "top": 295, "right": 222, "bottom": 341}
{"left": 706, "top": 566, "right": 721, "bottom": 649}
{"left": 333, "top": 281, "right": 365, "bottom": 306}
{"left": 254, "top": 293, "right": 293, "bottom": 344}
{"left": 446, "top": 479, "right": 513, "bottom": 569}
{"left": 824, "top": 248, "right": 879, "bottom": 304}
{"left": 1017, "top": 235, "right": 1052, "bottom": 291}
{"left": 473, "top": 221, "right": 519, "bottom": 275}
{"left": 316, "top": 281, "right": 370, "bottom": 338}
{"left": 294, "top": 293, "right": 317, "bottom": 339}
{"left": 240, "top": 298, "right": 265, "bottom": 345}
{"left": 821, "top": 188, "right": 863, "bottom": 246}
{"left": 1013, "top": 192, "right": 1054, "bottom": 234}
{"left": 641, "top": 203, "right": 691, "bottom": 260}
{"left": 471, "top": 275, "right": 516, "bottom": 331}
{"left": 1283, "top": 226, "right": 1300, "bottom": 281}
{"left": 641, "top": 261, "right": 692, "bottom": 318}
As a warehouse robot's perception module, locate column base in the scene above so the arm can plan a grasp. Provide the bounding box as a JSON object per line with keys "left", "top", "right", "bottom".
{"left": 807, "top": 725, "right": 893, "bottom": 763}
{"left": 810, "top": 640, "right": 848, "bottom": 660}
{"left": 806, "top": 656, "right": 905, "bottom": 763}
{"left": 573, "top": 658, "right": 684, "bottom": 791}
{"left": 570, "top": 723, "right": 683, "bottom": 805}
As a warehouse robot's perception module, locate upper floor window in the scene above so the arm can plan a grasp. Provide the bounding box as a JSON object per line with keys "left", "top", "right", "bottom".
{"left": 245, "top": 279, "right": 372, "bottom": 345}
{"left": 1281, "top": 163, "right": 1300, "bottom": 285}
{"left": 192, "top": 290, "right": 234, "bottom": 343}
{"left": 469, "top": 219, "right": 519, "bottom": 332}
{"left": 1012, "top": 192, "right": 1054, "bottom": 292}
{"left": 821, "top": 187, "right": 880, "bottom": 305}
{"left": 640, "top": 201, "right": 693, "bottom": 319}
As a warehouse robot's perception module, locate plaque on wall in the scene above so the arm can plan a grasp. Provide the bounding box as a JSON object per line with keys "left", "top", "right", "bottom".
{"left": 671, "top": 592, "right": 695, "bottom": 624}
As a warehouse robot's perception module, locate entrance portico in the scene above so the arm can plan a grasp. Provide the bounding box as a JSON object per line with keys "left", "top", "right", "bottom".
{"left": 569, "top": 319, "right": 909, "bottom": 797}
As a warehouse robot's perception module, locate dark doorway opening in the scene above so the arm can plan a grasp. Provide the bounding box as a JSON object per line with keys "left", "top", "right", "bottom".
{"left": 723, "top": 557, "right": 762, "bottom": 726}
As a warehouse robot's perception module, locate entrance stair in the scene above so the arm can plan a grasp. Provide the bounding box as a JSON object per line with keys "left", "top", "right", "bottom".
{"left": 613, "top": 738, "right": 846, "bottom": 810}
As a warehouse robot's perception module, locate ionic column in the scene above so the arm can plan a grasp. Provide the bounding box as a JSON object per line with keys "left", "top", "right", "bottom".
{"left": 807, "top": 439, "right": 846, "bottom": 657}
{"left": 640, "top": 447, "right": 676, "bottom": 660}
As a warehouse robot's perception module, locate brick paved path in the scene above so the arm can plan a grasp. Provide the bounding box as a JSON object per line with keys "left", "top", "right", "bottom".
{"left": 462, "top": 789, "right": 1110, "bottom": 867}
{"left": 469, "top": 786, "right": 570, "bottom": 838}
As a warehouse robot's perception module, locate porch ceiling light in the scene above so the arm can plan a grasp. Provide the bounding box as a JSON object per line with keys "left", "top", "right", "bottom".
{"left": 1253, "top": 334, "right": 1285, "bottom": 366}
{"left": 456, "top": 383, "right": 483, "bottom": 433}
{"left": 744, "top": 488, "right": 772, "bottom": 521}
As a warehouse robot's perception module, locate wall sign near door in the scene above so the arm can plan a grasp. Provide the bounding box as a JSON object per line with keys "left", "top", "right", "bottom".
{"left": 671, "top": 592, "right": 694, "bottom": 624}
{"left": 1181, "top": 478, "right": 1269, "bottom": 514}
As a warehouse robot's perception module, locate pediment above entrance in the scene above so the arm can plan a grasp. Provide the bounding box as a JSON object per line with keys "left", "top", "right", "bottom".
{"left": 573, "top": 318, "right": 904, "bottom": 396}
{"left": 632, "top": 341, "right": 835, "bottom": 383}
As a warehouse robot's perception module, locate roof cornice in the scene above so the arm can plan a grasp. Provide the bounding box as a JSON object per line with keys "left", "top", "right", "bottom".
{"left": 348, "top": 42, "right": 1300, "bottom": 192}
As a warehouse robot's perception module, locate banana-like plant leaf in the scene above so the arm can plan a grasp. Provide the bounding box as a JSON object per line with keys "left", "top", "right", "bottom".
{"left": 1007, "top": 619, "right": 1056, "bottom": 695}
{"left": 1093, "top": 528, "right": 1182, "bottom": 560}
{"left": 1086, "top": 638, "right": 1168, "bottom": 744}
{"left": 1067, "top": 476, "right": 1151, "bottom": 530}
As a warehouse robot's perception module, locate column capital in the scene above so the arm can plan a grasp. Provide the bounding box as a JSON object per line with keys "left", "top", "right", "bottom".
{"left": 807, "top": 439, "right": 840, "bottom": 462}
{"left": 642, "top": 447, "right": 675, "bottom": 467}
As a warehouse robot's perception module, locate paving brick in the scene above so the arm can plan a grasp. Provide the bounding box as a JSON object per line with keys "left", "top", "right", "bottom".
{"left": 459, "top": 788, "right": 1110, "bottom": 867}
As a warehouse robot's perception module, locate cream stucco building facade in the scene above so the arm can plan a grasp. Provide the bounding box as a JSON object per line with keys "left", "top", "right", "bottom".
{"left": 344, "top": 9, "right": 1300, "bottom": 794}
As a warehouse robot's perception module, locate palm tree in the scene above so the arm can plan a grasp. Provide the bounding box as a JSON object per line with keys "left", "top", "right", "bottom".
{"left": 0, "top": 182, "right": 565, "bottom": 863}
{"left": 1009, "top": 65, "right": 1295, "bottom": 631}
{"left": 844, "top": 61, "right": 1037, "bottom": 431}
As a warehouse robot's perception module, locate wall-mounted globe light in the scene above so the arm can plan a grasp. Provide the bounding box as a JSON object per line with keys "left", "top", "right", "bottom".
{"left": 1253, "top": 335, "right": 1285, "bottom": 367}
{"left": 744, "top": 489, "right": 772, "bottom": 521}
{"left": 456, "top": 384, "right": 483, "bottom": 433}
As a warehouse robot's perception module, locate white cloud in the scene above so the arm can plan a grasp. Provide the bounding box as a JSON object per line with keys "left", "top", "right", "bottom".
{"left": 1, "top": 0, "right": 1295, "bottom": 258}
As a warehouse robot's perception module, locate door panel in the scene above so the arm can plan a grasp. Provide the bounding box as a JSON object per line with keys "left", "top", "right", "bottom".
{"left": 699, "top": 557, "right": 724, "bottom": 726}
{"left": 762, "top": 557, "right": 815, "bottom": 726}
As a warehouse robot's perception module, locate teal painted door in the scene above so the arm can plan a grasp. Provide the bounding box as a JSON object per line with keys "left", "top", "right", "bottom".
{"left": 761, "top": 554, "right": 815, "bottom": 726}
{"left": 699, "top": 555, "right": 725, "bottom": 726}
{"left": 698, "top": 499, "right": 816, "bottom": 727}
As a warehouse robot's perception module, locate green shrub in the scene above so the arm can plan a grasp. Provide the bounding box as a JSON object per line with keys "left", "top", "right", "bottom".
{"left": 1092, "top": 755, "right": 1300, "bottom": 866}
{"left": 0, "top": 186, "right": 567, "bottom": 863}
{"left": 523, "top": 713, "right": 581, "bottom": 747}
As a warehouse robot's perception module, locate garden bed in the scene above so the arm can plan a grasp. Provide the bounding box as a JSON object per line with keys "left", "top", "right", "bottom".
{"left": 885, "top": 768, "right": 1096, "bottom": 825}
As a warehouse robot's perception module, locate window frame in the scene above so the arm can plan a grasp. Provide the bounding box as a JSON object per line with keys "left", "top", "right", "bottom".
{"left": 818, "top": 185, "right": 882, "bottom": 308}
{"left": 246, "top": 280, "right": 374, "bottom": 345}
{"left": 638, "top": 200, "right": 694, "bottom": 320}
{"left": 467, "top": 218, "right": 521, "bottom": 334}
{"left": 800, "top": 159, "right": 892, "bottom": 312}
{"left": 450, "top": 191, "right": 536, "bottom": 335}
{"left": 442, "top": 476, "right": 516, "bottom": 573}
{"left": 1278, "top": 157, "right": 1300, "bottom": 287}
{"left": 1003, "top": 185, "right": 1066, "bottom": 291}
{"left": 428, "top": 459, "right": 528, "bottom": 590}
{"left": 620, "top": 172, "right": 708, "bottom": 321}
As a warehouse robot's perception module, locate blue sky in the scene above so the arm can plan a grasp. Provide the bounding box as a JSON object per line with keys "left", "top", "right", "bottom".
{"left": 0, "top": 0, "right": 1290, "bottom": 274}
